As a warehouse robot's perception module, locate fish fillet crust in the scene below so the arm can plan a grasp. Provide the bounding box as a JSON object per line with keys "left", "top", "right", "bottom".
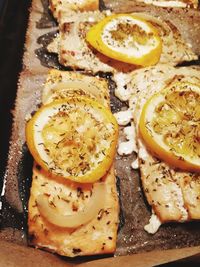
{"left": 129, "top": 64, "right": 200, "bottom": 224}
{"left": 47, "top": 12, "right": 197, "bottom": 73}
{"left": 28, "top": 70, "right": 119, "bottom": 257}
{"left": 49, "top": 0, "right": 99, "bottom": 20}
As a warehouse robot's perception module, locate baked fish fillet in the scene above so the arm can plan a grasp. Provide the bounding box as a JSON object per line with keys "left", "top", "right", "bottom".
{"left": 104, "top": 0, "right": 198, "bottom": 9}
{"left": 128, "top": 65, "right": 200, "bottom": 233}
{"left": 49, "top": 0, "right": 99, "bottom": 20}
{"left": 42, "top": 69, "right": 110, "bottom": 107}
{"left": 47, "top": 11, "right": 197, "bottom": 73}
{"left": 28, "top": 70, "right": 119, "bottom": 257}
{"left": 139, "top": 0, "right": 198, "bottom": 8}
{"left": 115, "top": 64, "right": 200, "bottom": 102}
{"left": 48, "top": 11, "right": 137, "bottom": 73}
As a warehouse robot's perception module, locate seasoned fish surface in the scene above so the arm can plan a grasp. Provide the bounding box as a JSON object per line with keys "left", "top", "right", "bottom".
{"left": 28, "top": 70, "right": 119, "bottom": 257}
{"left": 129, "top": 65, "right": 200, "bottom": 224}
{"left": 49, "top": 0, "right": 99, "bottom": 19}
{"left": 57, "top": 11, "right": 137, "bottom": 73}
{"left": 29, "top": 164, "right": 118, "bottom": 257}
{"left": 136, "top": 0, "right": 198, "bottom": 8}
{"left": 42, "top": 69, "right": 110, "bottom": 106}
{"left": 48, "top": 12, "right": 197, "bottom": 73}
{"left": 104, "top": 0, "right": 198, "bottom": 9}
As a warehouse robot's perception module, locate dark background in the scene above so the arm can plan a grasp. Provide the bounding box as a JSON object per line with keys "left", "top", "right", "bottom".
{"left": 0, "top": 0, "right": 31, "bottom": 189}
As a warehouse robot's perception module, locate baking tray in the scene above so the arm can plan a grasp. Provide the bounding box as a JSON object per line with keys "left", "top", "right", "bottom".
{"left": 0, "top": 0, "right": 31, "bottom": 197}
{"left": 0, "top": 0, "right": 200, "bottom": 263}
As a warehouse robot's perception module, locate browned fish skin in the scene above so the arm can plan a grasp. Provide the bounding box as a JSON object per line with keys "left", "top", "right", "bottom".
{"left": 129, "top": 65, "right": 200, "bottom": 224}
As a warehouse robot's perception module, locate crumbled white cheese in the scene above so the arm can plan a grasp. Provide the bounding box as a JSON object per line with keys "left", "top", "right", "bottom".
{"left": 114, "top": 109, "right": 132, "bottom": 126}
{"left": 138, "top": 140, "right": 149, "bottom": 160}
{"left": 124, "top": 125, "right": 135, "bottom": 140}
{"left": 144, "top": 212, "right": 161, "bottom": 234}
{"left": 114, "top": 73, "right": 131, "bottom": 101}
{"left": 131, "top": 158, "right": 139, "bottom": 169}
{"left": 118, "top": 125, "right": 138, "bottom": 155}
{"left": 118, "top": 140, "right": 136, "bottom": 155}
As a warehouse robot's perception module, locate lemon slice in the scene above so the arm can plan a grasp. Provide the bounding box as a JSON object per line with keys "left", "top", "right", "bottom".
{"left": 139, "top": 82, "right": 200, "bottom": 172}
{"left": 26, "top": 97, "right": 118, "bottom": 183}
{"left": 86, "top": 14, "right": 162, "bottom": 66}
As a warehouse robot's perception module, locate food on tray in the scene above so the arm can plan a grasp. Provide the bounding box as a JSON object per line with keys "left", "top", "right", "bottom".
{"left": 42, "top": 69, "right": 110, "bottom": 106}
{"left": 124, "top": 65, "right": 200, "bottom": 233}
{"left": 49, "top": 0, "right": 99, "bottom": 19}
{"left": 131, "top": 0, "right": 198, "bottom": 8}
{"left": 48, "top": 11, "right": 197, "bottom": 73}
{"left": 139, "top": 81, "right": 200, "bottom": 172}
{"left": 86, "top": 14, "right": 162, "bottom": 66}
{"left": 28, "top": 164, "right": 119, "bottom": 256}
{"left": 114, "top": 64, "right": 200, "bottom": 102}
{"left": 48, "top": 11, "right": 134, "bottom": 73}
{"left": 27, "top": 70, "right": 119, "bottom": 256}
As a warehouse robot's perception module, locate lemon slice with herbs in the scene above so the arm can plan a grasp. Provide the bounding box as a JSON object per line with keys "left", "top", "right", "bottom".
{"left": 139, "top": 82, "right": 200, "bottom": 172}
{"left": 86, "top": 14, "right": 162, "bottom": 66}
{"left": 26, "top": 97, "right": 118, "bottom": 183}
